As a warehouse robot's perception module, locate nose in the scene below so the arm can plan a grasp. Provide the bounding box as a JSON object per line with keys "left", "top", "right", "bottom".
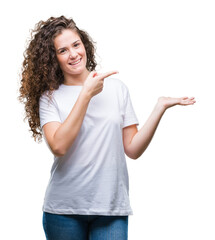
{"left": 69, "top": 49, "right": 78, "bottom": 59}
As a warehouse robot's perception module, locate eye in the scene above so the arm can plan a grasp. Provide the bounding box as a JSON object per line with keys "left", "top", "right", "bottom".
{"left": 74, "top": 43, "right": 80, "bottom": 48}
{"left": 57, "top": 49, "right": 67, "bottom": 54}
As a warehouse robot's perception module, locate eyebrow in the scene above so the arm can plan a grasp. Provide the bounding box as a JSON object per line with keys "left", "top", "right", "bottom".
{"left": 57, "top": 40, "right": 81, "bottom": 51}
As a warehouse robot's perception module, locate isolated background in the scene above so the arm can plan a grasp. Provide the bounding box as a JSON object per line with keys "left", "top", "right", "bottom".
{"left": 1, "top": 0, "right": 214, "bottom": 239}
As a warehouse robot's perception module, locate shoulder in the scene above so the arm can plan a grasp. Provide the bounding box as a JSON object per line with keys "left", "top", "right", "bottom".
{"left": 39, "top": 85, "right": 64, "bottom": 102}
{"left": 39, "top": 89, "right": 59, "bottom": 107}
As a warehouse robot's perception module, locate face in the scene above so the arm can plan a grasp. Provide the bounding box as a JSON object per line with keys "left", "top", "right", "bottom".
{"left": 54, "top": 29, "right": 88, "bottom": 77}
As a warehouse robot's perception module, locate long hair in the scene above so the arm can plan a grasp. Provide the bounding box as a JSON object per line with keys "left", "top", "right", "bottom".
{"left": 18, "top": 15, "right": 97, "bottom": 142}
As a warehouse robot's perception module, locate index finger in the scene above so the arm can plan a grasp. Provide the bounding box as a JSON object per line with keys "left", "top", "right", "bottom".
{"left": 98, "top": 70, "right": 119, "bottom": 79}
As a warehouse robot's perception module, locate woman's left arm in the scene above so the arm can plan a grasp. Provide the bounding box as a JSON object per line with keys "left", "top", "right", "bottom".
{"left": 123, "top": 96, "right": 196, "bottom": 160}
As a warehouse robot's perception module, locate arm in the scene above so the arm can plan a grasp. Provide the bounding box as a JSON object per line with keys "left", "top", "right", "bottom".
{"left": 42, "top": 88, "right": 92, "bottom": 157}
{"left": 43, "top": 70, "right": 118, "bottom": 157}
{"left": 123, "top": 96, "right": 196, "bottom": 160}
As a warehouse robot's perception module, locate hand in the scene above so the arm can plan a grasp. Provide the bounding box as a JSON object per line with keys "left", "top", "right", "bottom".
{"left": 157, "top": 96, "right": 196, "bottom": 110}
{"left": 83, "top": 70, "right": 118, "bottom": 97}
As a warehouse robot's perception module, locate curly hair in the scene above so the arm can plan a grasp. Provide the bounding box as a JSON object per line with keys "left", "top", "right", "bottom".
{"left": 18, "top": 15, "right": 97, "bottom": 142}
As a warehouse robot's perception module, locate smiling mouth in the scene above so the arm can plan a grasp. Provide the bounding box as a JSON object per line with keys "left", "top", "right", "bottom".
{"left": 69, "top": 58, "right": 82, "bottom": 65}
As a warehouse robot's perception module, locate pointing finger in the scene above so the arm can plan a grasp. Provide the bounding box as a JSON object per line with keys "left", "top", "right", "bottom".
{"left": 98, "top": 70, "right": 119, "bottom": 79}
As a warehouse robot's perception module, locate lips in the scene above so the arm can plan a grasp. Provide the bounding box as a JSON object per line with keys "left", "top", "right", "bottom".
{"left": 69, "top": 58, "right": 82, "bottom": 65}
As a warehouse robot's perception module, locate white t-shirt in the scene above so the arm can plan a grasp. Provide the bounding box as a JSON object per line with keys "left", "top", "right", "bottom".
{"left": 39, "top": 77, "right": 139, "bottom": 216}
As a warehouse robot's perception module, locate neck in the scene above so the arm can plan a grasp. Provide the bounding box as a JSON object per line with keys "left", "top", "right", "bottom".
{"left": 63, "top": 69, "right": 90, "bottom": 86}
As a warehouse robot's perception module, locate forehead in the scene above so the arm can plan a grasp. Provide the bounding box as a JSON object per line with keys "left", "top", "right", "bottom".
{"left": 53, "top": 29, "right": 81, "bottom": 48}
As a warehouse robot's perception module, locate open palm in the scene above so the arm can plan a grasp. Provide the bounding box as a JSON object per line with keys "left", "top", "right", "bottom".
{"left": 158, "top": 96, "right": 196, "bottom": 109}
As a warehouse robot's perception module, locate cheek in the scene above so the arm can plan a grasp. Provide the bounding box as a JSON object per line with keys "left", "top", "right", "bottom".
{"left": 80, "top": 46, "right": 87, "bottom": 57}
{"left": 57, "top": 56, "right": 67, "bottom": 66}
{"left": 83, "top": 50, "right": 88, "bottom": 64}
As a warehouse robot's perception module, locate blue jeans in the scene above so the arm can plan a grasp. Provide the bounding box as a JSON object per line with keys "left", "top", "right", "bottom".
{"left": 42, "top": 212, "right": 128, "bottom": 240}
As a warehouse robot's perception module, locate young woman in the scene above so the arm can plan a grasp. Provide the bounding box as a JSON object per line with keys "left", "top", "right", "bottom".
{"left": 19, "top": 15, "right": 195, "bottom": 240}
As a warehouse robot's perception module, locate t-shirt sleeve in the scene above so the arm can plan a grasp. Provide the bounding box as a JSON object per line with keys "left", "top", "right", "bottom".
{"left": 39, "top": 92, "right": 62, "bottom": 128}
{"left": 122, "top": 84, "right": 139, "bottom": 128}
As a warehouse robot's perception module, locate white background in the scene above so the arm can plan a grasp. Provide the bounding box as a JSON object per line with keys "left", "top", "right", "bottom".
{"left": 1, "top": 0, "right": 214, "bottom": 239}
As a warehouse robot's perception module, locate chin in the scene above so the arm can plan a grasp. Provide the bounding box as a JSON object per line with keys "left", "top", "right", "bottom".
{"left": 69, "top": 68, "right": 87, "bottom": 76}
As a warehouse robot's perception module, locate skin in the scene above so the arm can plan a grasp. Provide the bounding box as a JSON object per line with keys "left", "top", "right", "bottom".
{"left": 54, "top": 29, "right": 90, "bottom": 86}
{"left": 44, "top": 28, "right": 196, "bottom": 158}
{"left": 123, "top": 96, "right": 196, "bottom": 159}
{"left": 43, "top": 29, "right": 118, "bottom": 156}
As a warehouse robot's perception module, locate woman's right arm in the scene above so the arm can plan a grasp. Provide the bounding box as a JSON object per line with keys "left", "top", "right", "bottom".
{"left": 42, "top": 70, "right": 118, "bottom": 157}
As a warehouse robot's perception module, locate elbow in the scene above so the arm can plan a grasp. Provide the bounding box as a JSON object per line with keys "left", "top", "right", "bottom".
{"left": 130, "top": 147, "right": 148, "bottom": 160}
{"left": 125, "top": 151, "right": 139, "bottom": 160}
{"left": 127, "top": 150, "right": 144, "bottom": 160}
{"left": 133, "top": 150, "right": 146, "bottom": 160}
{"left": 125, "top": 146, "right": 139, "bottom": 160}
{"left": 54, "top": 151, "right": 65, "bottom": 157}
{"left": 132, "top": 155, "right": 139, "bottom": 160}
{"left": 52, "top": 145, "right": 67, "bottom": 157}
{"left": 53, "top": 149, "right": 65, "bottom": 157}
{"left": 51, "top": 139, "right": 75, "bottom": 157}
{"left": 131, "top": 154, "right": 140, "bottom": 160}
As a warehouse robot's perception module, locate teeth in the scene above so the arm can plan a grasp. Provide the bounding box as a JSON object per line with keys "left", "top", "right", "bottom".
{"left": 70, "top": 59, "right": 81, "bottom": 65}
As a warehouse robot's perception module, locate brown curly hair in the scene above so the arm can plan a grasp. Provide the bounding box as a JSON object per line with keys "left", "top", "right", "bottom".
{"left": 18, "top": 15, "right": 97, "bottom": 142}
